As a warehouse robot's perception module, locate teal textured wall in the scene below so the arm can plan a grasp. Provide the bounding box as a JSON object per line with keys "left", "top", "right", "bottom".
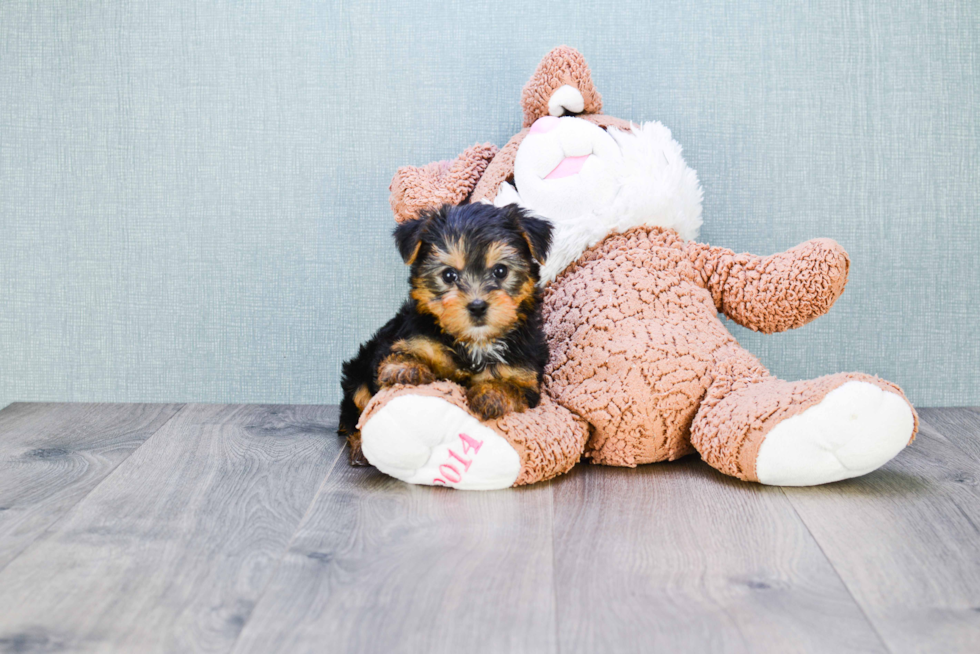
{"left": 1, "top": 0, "right": 977, "bottom": 408}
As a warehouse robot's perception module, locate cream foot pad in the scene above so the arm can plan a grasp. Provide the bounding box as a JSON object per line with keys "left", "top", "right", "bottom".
{"left": 756, "top": 381, "right": 915, "bottom": 486}
{"left": 360, "top": 395, "right": 521, "bottom": 490}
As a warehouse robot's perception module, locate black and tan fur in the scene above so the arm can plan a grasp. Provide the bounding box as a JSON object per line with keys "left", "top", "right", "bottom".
{"left": 338, "top": 203, "right": 553, "bottom": 465}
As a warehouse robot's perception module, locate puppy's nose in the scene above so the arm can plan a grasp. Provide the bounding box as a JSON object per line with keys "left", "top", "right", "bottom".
{"left": 467, "top": 299, "right": 488, "bottom": 319}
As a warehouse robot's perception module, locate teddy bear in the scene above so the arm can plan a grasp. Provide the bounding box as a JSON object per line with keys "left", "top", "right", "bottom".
{"left": 354, "top": 46, "right": 917, "bottom": 490}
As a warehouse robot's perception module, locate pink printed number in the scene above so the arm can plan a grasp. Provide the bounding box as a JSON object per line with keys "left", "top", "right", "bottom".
{"left": 459, "top": 432, "right": 483, "bottom": 455}
{"left": 439, "top": 464, "right": 461, "bottom": 483}
{"left": 447, "top": 448, "right": 472, "bottom": 471}
{"left": 431, "top": 433, "right": 485, "bottom": 487}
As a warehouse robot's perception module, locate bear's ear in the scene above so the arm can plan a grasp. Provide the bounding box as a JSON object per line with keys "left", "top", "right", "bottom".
{"left": 505, "top": 205, "right": 553, "bottom": 265}
{"left": 390, "top": 143, "right": 498, "bottom": 224}
{"left": 521, "top": 46, "right": 603, "bottom": 128}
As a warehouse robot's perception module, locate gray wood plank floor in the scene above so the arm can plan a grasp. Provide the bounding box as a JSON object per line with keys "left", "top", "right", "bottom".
{"left": 552, "top": 463, "right": 887, "bottom": 654}
{"left": 0, "top": 403, "right": 183, "bottom": 572}
{"left": 0, "top": 402, "right": 977, "bottom": 654}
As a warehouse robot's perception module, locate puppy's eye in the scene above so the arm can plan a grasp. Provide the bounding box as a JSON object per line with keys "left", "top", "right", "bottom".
{"left": 441, "top": 269, "right": 458, "bottom": 284}
{"left": 491, "top": 264, "right": 508, "bottom": 279}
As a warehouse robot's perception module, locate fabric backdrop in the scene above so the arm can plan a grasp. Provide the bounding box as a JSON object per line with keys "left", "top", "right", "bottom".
{"left": 1, "top": 0, "right": 977, "bottom": 409}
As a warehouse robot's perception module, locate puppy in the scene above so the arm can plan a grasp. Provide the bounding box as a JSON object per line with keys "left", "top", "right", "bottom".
{"left": 338, "top": 203, "right": 553, "bottom": 465}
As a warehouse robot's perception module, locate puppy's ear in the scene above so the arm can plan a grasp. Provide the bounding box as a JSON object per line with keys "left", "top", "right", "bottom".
{"left": 507, "top": 206, "right": 552, "bottom": 265}
{"left": 393, "top": 216, "right": 426, "bottom": 265}
{"left": 392, "top": 208, "right": 441, "bottom": 265}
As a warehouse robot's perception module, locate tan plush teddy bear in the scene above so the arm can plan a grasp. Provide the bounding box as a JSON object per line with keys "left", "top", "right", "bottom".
{"left": 356, "top": 46, "right": 917, "bottom": 490}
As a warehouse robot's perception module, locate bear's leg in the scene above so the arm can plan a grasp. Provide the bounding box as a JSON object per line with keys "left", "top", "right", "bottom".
{"left": 357, "top": 381, "right": 589, "bottom": 490}
{"left": 690, "top": 351, "right": 917, "bottom": 485}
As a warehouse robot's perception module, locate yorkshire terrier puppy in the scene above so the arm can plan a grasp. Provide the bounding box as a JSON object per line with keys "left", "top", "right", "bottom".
{"left": 338, "top": 203, "right": 553, "bottom": 465}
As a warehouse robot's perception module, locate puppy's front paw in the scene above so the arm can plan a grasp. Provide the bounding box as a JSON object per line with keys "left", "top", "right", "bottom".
{"left": 467, "top": 383, "right": 526, "bottom": 421}
{"left": 378, "top": 357, "right": 436, "bottom": 388}
{"left": 346, "top": 432, "right": 371, "bottom": 467}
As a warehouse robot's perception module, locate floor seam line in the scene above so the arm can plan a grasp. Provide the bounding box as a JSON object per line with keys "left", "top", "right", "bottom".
{"left": 0, "top": 403, "right": 187, "bottom": 577}
{"left": 226, "top": 439, "right": 348, "bottom": 653}
{"left": 917, "top": 412, "right": 980, "bottom": 470}
{"left": 549, "top": 480, "right": 562, "bottom": 654}
{"left": 778, "top": 486, "right": 895, "bottom": 654}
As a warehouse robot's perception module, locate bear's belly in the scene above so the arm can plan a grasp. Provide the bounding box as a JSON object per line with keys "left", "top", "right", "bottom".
{"left": 541, "top": 232, "right": 739, "bottom": 466}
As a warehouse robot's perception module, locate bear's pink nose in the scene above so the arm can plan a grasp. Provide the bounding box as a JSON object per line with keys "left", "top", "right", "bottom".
{"left": 529, "top": 116, "right": 560, "bottom": 135}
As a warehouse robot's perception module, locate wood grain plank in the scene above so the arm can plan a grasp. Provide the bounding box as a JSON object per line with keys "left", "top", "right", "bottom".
{"left": 231, "top": 464, "right": 557, "bottom": 654}
{"left": 917, "top": 407, "right": 980, "bottom": 465}
{"left": 0, "top": 402, "right": 183, "bottom": 571}
{"left": 782, "top": 418, "right": 980, "bottom": 653}
{"left": 552, "top": 460, "right": 887, "bottom": 654}
{"left": 0, "top": 404, "right": 342, "bottom": 654}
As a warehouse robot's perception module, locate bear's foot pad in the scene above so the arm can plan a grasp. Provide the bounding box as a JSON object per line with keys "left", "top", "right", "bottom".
{"left": 360, "top": 395, "right": 520, "bottom": 490}
{"left": 756, "top": 381, "right": 915, "bottom": 486}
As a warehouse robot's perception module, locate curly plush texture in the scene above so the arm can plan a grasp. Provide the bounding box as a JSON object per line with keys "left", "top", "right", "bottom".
{"left": 521, "top": 46, "right": 603, "bottom": 128}
{"left": 489, "top": 393, "right": 590, "bottom": 486}
{"left": 692, "top": 366, "right": 917, "bottom": 480}
{"left": 688, "top": 238, "right": 851, "bottom": 333}
{"left": 543, "top": 226, "right": 916, "bottom": 476}
{"left": 390, "top": 142, "right": 498, "bottom": 223}
{"left": 358, "top": 380, "right": 590, "bottom": 487}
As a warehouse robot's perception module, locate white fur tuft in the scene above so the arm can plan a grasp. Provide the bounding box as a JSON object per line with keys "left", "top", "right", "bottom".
{"left": 496, "top": 120, "right": 703, "bottom": 284}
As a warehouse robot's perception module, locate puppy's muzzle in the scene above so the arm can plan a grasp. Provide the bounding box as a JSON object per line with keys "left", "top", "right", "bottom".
{"left": 467, "top": 299, "right": 489, "bottom": 321}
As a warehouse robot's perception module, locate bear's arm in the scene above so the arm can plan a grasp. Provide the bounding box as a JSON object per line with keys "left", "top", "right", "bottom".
{"left": 389, "top": 143, "right": 498, "bottom": 223}
{"left": 686, "top": 238, "right": 850, "bottom": 334}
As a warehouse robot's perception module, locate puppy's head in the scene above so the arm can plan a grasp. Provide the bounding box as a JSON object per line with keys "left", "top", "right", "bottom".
{"left": 394, "top": 203, "right": 552, "bottom": 344}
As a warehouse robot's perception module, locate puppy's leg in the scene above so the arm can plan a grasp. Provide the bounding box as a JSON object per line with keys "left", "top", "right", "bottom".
{"left": 346, "top": 431, "right": 371, "bottom": 466}
{"left": 340, "top": 341, "right": 380, "bottom": 447}
{"left": 377, "top": 337, "right": 458, "bottom": 388}
{"left": 344, "top": 382, "right": 374, "bottom": 466}
{"left": 377, "top": 354, "right": 437, "bottom": 387}
{"left": 467, "top": 364, "right": 540, "bottom": 421}
{"left": 468, "top": 383, "right": 523, "bottom": 420}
